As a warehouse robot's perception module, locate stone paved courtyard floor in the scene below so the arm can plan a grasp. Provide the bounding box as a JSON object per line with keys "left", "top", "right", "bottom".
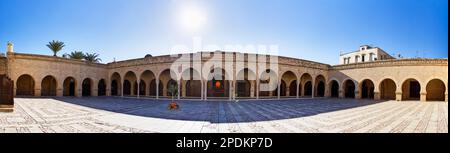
{"left": 0, "top": 97, "right": 447, "bottom": 133}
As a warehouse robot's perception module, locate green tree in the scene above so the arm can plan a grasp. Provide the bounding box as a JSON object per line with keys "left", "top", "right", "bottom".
{"left": 84, "top": 52, "right": 102, "bottom": 63}
{"left": 167, "top": 83, "right": 178, "bottom": 101}
{"left": 46, "top": 40, "right": 65, "bottom": 56}
{"left": 67, "top": 51, "right": 84, "bottom": 60}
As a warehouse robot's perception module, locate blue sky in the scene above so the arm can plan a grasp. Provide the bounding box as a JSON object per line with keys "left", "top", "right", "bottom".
{"left": 0, "top": 0, "right": 447, "bottom": 64}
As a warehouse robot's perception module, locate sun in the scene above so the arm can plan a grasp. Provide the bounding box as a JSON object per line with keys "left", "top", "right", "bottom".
{"left": 179, "top": 7, "right": 207, "bottom": 31}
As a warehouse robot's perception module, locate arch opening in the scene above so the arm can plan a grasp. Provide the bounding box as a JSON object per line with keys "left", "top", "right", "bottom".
{"left": 380, "top": 79, "right": 396, "bottom": 100}
{"left": 41, "top": 75, "right": 57, "bottom": 96}
{"left": 402, "top": 79, "right": 421, "bottom": 100}
{"left": 98, "top": 79, "right": 106, "bottom": 96}
{"left": 426, "top": 79, "right": 446, "bottom": 101}
{"left": 344, "top": 80, "right": 355, "bottom": 98}
{"left": 16, "top": 74, "right": 35, "bottom": 96}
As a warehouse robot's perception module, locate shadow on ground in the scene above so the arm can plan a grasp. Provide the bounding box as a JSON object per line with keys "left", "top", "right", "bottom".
{"left": 50, "top": 97, "right": 385, "bottom": 123}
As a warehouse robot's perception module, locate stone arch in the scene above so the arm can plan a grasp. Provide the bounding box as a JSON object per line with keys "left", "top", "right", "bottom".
{"left": 426, "top": 79, "right": 446, "bottom": 101}
{"left": 97, "top": 79, "right": 106, "bottom": 96}
{"left": 343, "top": 79, "right": 356, "bottom": 98}
{"left": 281, "top": 71, "right": 297, "bottom": 97}
{"left": 315, "top": 75, "right": 326, "bottom": 97}
{"left": 16, "top": 74, "right": 35, "bottom": 96}
{"left": 236, "top": 68, "right": 256, "bottom": 98}
{"left": 360, "top": 79, "right": 375, "bottom": 99}
{"left": 41, "top": 75, "right": 57, "bottom": 96}
{"left": 300, "top": 73, "right": 313, "bottom": 97}
{"left": 123, "top": 71, "right": 137, "bottom": 96}
{"left": 63, "top": 77, "right": 77, "bottom": 96}
{"left": 259, "top": 69, "right": 278, "bottom": 97}
{"left": 82, "top": 78, "right": 93, "bottom": 96}
{"left": 379, "top": 78, "right": 396, "bottom": 100}
{"left": 329, "top": 80, "right": 339, "bottom": 98}
{"left": 110, "top": 72, "right": 121, "bottom": 96}
{"left": 402, "top": 78, "right": 421, "bottom": 100}
{"left": 181, "top": 68, "right": 202, "bottom": 97}
{"left": 140, "top": 70, "right": 156, "bottom": 97}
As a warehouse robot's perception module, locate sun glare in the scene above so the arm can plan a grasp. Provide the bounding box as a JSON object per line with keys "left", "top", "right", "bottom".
{"left": 179, "top": 7, "right": 207, "bottom": 31}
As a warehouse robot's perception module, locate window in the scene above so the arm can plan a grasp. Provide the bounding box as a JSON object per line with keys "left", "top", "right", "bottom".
{"left": 362, "top": 54, "right": 365, "bottom": 62}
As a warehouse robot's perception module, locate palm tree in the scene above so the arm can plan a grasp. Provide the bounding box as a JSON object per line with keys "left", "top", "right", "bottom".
{"left": 66, "top": 51, "right": 84, "bottom": 60}
{"left": 46, "top": 40, "right": 65, "bottom": 56}
{"left": 84, "top": 52, "right": 102, "bottom": 63}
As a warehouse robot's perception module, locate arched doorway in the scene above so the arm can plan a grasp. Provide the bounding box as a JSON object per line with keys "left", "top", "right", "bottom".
{"left": 63, "top": 77, "right": 76, "bottom": 96}
{"left": 181, "top": 68, "right": 202, "bottom": 98}
{"left": 330, "top": 80, "right": 339, "bottom": 98}
{"left": 16, "top": 74, "right": 35, "bottom": 96}
{"left": 41, "top": 75, "right": 57, "bottom": 96}
{"left": 281, "top": 71, "right": 297, "bottom": 97}
{"left": 402, "top": 79, "right": 421, "bottom": 100}
{"left": 110, "top": 72, "right": 121, "bottom": 96}
{"left": 315, "top": 75, "right": 326, "bottom": 97}
{"left": 82, "top": 78, "right": 92, "bottom": 96}
{"left": 344, "top": 80, "right": 355, "bottom": 98}
{"left": 236, "top": 68, "right": 256, "bottom": 98}
{"left": 304, "top": 82, "right": 312, "bottom": 97}
{"left": 98, "top": 79, "right": 106, "bottom": 96}
{"left": 426, "top": 79, "right": 446, "bottom": 101}
{"left": 139, "top": 80, "right": 146, "bottom": 96}
{"left": 207, "top": 68, "right": 229, "bottom": 98}
{"left": 289, "top": 80, "right": 297, "bottom": 96}
{"left": 279, "top": 80, "right": 287, "bottom": 96}
{"left": 360, "top": 79, "right": 375, "bottom": 99}
{"left": 149, "top": 79, "right": 163, "bottom": 97}
{"left": 300, "top": 73, "right": 312, "bottom": 97}
{"left": 140, "top": 70, "right": 156, "bottom": 97}
{"left": 123, "top": 80, "right": 131, "bottom": 95}
{"left": 123, "top": 71, "right": 137, "bottom": 96}
{"left": 380, "top": 79, "right": 396, "bottom": 100}
{"left": 259, "top": 69, "right": 278, "bottom": 98}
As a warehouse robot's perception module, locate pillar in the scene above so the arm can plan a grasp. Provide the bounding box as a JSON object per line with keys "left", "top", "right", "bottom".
{"left": 395, "top": 92, "right": 402, "bottom": 101}
{"left": 355, "top": 90, "right": 360, "bottom": 99}
{"left": 156, "top": 77, "right": 159, "bottom": 99}
{"left": 296, "top": 80, "right": 300, "bottom": 98}
{"left": 57, "top": 87, "right": 63, "bottom": 97}
{"left": 277, "top": 81, "right": 280, "bottom": 99}
{"left": 374, "top": 91, "right": 380, "bottom": 100}
{"left": 420, "top": 92, "right": 427, "bottom": 102}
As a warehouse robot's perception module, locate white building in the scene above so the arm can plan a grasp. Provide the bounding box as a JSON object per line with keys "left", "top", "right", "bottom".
{"left": 340, "top": 45, "right": 395, "bottom": 64}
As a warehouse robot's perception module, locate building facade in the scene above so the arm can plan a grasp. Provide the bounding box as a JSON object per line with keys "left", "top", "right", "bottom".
{"left": 340, "top": 45, "right": 395, "bottom": 64}
{"left": 0, "top": 43, "right": 447, "bottom": 102}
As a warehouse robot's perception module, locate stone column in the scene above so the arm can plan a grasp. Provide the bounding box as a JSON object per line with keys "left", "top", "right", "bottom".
{"left": 156, "top": 77, "right": 159, "bottom": 99}
{"left": 296, "top": 80, "right": 300, "bottom": 99}
{"left": 339, "top": 89, "right": 344, "bottom": 98}
{"left": 57, "top": 87, "right": 63, "bottom": 97}
{"left": 182, "top": 80, "right": 187, "bottom": 98}
{"left": 177, "top": 80, "right": 181, "bottom": 100}
{"left": 420, "top": 92, "right": 427, "bottom": 102}
{"left": 355, "top": 90, "right": 360, "bottom": 99}
{"left": 374, "top": 92, "right": 380, "bottom": 100}
{"left": 204, "top": 80, "right": 207, "bottom": 100}
{"left": 395, "top": 92, "right": 402, "bottom": 101}
{"left": 229, "top": 81, "right": 232, "bottom": 101}
{"left": 277, "top": 81, "right": 280, "bottom": 99}
{"left": 311, "top": 79, "right": 315, "bottom": 98}
{"left": 35, "top": 88, "right": 41, "bottom": 97}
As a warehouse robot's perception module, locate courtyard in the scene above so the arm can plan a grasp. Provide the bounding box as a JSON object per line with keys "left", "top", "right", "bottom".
{"left": 0, "top": 97, "right": 447, "bottom": 133}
